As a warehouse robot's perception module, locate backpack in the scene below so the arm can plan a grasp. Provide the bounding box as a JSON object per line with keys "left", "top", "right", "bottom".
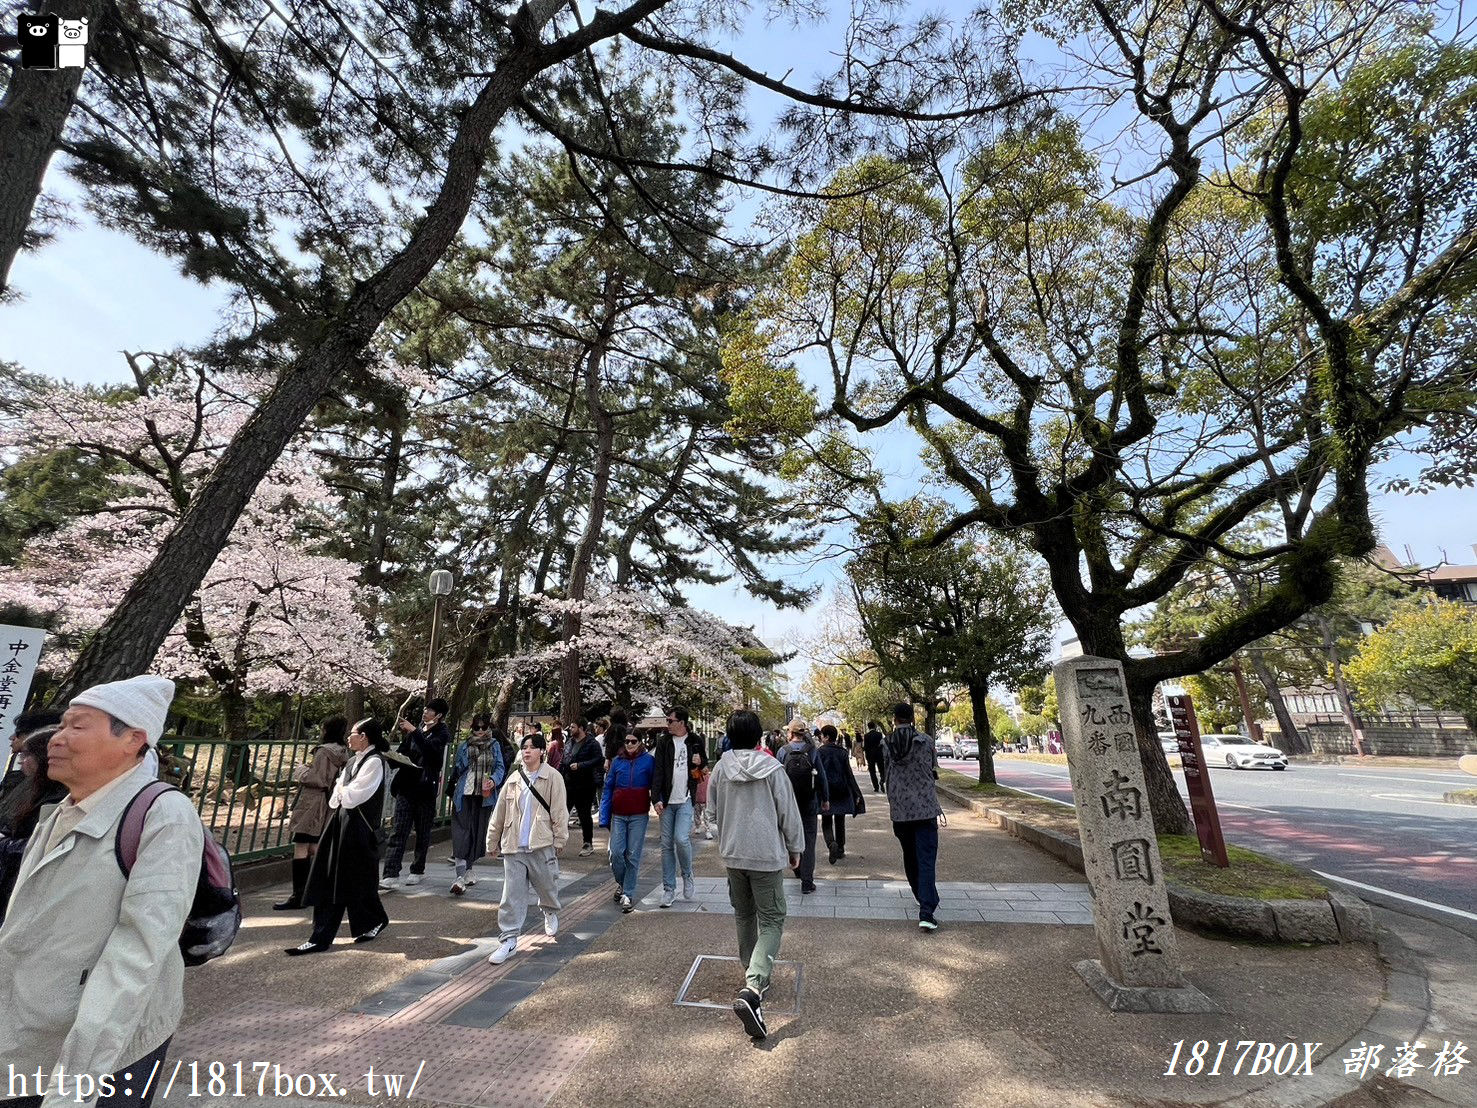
{"left": 116, "top": 781, "right": 241, "bottom": 966}
{"left": 783, "top": 744, "right": 815, "bottom": 807}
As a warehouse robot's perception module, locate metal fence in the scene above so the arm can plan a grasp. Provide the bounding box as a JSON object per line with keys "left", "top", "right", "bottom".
{"left": 158, "top": 735, "right": 454, "bottom": 862}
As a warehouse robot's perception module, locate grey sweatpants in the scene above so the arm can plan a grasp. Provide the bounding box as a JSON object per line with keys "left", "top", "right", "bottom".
{"left": 497, "top": 846, "right": 562, "bottom": 940}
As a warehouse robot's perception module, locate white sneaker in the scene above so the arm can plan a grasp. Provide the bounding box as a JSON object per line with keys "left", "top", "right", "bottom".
{"left": 681, "top": 877, "right": 695, "bottom": 901}
{"left": 403, "top": 874, "right": 423, "bottom": 886}
{"left": 620, "top": 894, "right": 633, "bottom": 912}
{"left": 379, "top": 877, "right": 402, "bottom": 891}
{"left": 465, "top": 873, "right": 477, "bottom": 886}
{"left": 544, "top": 911, "right": 559, "bottom": 937}
{"left": 659, "top": 888, "right": 676, "bottom": 908}
{"left": 704, "top": 829, "right": 715, "bottom": 841}
{"left": 488, "top": 937, "right": 518, "bottom": 965}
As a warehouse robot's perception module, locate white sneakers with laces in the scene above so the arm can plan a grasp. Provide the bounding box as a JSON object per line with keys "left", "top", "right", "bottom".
{"left": 402, "top": 873, "right": 423, "bottom": 886}
{"left": 544, "top": 911, "right": 559, "bottom": 937}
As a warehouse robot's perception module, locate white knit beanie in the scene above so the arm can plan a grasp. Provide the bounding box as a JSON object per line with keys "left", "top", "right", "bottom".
{"left": 70, "top": 675, "right": 177, "bottom": 748}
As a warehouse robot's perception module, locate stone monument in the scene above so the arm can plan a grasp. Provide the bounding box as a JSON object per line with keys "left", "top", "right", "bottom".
{"left": 1055, "top": 655, "right": 1218, "bottom": 1013}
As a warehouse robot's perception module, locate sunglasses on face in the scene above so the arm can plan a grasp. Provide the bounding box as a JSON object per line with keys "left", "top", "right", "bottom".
{"left": 625, "top": 739, "right": 641, "bottom": 746}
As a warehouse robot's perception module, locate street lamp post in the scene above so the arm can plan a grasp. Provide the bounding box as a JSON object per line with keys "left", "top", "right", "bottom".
{"left": 425, "top": 570, "right": 454, "bottom": 707}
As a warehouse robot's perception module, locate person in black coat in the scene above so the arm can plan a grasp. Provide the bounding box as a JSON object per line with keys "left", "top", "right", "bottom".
{"left": 288, "top": 719, "right": 391, "bottom": 954}
{"left": 562, "top": 719, "right": 604, "bottom": 857}
{"left": 381, "top": 698, "right": 451, "bottom": 888}
{"left": 862, "top": 720, "right": 888, "bottom": 793}
{"left": 816, "top": 725, "right": 860, "bottom": 864}
{"left": 0, "top": 729, "right": 66, "bottom": 925}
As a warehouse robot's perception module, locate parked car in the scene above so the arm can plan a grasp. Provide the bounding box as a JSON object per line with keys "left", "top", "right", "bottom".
{"left": 958, "top": 738, "right": 979, "bottom": 760}
{"left": 1199, "top": 734, "right": 1288, "bottom": 770}
{"left": 1158, "top": 732, "right": 1181, "bottom": 756}
{"left": 935, "top": 737, "right": 957, "bottom": 757}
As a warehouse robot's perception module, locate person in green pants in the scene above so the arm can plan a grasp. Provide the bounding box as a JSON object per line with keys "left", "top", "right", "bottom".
{"left": 707, "top": 709, "right": 804, "bottom": 1041}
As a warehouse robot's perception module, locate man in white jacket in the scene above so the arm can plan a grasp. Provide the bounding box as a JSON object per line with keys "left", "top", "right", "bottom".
{"left": 0, "top": 676, "right": 201, "bottom": 1108}
{"left": 707, "top": 709, "right": 803, "bottom": 1042}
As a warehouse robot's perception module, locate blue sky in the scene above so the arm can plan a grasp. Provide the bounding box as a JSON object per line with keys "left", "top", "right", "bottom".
{"left": 2, "top": 4, "right": 1474, "bottom": 699}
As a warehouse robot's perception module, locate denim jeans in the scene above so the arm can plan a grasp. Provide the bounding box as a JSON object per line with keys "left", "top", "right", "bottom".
{"left": 609, "top": 813, "right": 649, "bottom": 899}
{"left": 659, "top": 798, "right": 694, "bottom": 891}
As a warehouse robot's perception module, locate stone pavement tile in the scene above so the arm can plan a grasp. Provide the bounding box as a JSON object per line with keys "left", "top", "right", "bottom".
{"left": 1006, "top": 900, "right": 1056, "bottom": 911}
{"left": 993, "top": 882, "right": 1077, "bottom": 895}
{"left": 976, "top": 908, "right": 1065, "bottom": 925}
{"left": 476, "top": 1066, "right": 570, "bottom": 1108}
{"left": 789, "top": 903, "right": 836, "bottom": 918}
{"left": 413, "top": 1060, "right": 506, "bottom": 1106}
{"left": 1052, "top": 912, "right": 1094, "bottom": 926}
{"left": 937, "top": 907, "right": 986, "bottom": 922}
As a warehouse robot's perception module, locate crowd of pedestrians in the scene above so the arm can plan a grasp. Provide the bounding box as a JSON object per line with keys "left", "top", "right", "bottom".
{"left": 0, "top": 677, "right": 943, "bottom": 1107}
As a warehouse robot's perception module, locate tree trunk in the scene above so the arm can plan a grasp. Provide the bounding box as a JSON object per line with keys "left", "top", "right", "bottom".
{"left": 348, "top": 408, "right": 404, "bottom": 719}
{"left": 49, "top": 0, "right": 651, "bottom": 697}
{"left": 1126, "top": 673, "right": 1194, "bottom": 836}
{"left": 0, "top": 0, "right": 104, "bottom": 297}
{"left": 967, "top": 677, "right": 996, "bottom": 785}
{"left": 559, "top": 299, "right": 618, "bottom": 723}
{"left": 1246, "top": 649, "right": 1306, "bottom": 753}
{"left": 1317, "top": 614, "right": 1366, "bottom": 756}
{"left": 491, "top": 670, "right": 519, "bottom": 735}
{"left": 1228, "top": 657, "right": 1263, "bottom": 741}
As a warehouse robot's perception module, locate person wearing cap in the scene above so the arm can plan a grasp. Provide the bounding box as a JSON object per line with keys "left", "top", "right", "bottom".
{"left": 381, "top": 697, "right": 451, "bottom": 891}
{"left": 0, "top": 675, "right": 203, "bottom": 1108}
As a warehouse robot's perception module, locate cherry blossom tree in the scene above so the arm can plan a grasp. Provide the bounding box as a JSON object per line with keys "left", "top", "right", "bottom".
{"left": 491, "top": 588, "right": 776, "bottom": 717}
{"left": 0, "top": 355, "right": 411, "bottom": 746}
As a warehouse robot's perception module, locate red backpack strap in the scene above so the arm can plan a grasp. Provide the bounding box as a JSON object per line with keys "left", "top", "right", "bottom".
{"left": 115, "top": 780, "right": 180, "bottom": 876}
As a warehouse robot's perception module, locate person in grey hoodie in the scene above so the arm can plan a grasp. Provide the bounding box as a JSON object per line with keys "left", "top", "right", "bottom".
{"left": 885, "top": 702, "right": 944, "bottom": 931}
{"left": 707, "top": 709, "right": 803, "bottom": 1042}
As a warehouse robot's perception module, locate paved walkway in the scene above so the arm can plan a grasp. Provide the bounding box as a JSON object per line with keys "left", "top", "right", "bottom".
{"left": 637, "top": 876, "right": 1095, "bottom": 924}
{"left": 161, "top": 768, "right": 1472, "bottom": 1108}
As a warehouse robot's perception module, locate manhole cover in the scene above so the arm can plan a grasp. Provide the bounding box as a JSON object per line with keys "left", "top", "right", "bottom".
{"left": 674, "top": 954, "right": 803, "bottom": 1014}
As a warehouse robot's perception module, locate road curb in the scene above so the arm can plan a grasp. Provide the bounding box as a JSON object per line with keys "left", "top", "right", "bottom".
{"left": 934, "top": 781, "right": 1374, "bottom": 945}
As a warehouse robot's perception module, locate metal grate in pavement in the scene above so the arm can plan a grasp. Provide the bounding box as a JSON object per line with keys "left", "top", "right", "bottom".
{"left": 674, "top": 955, "right": 803, "bottom": 1015}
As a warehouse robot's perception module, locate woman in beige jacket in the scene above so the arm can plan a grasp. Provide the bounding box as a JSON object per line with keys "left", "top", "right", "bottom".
{"left": 485, "top": 733, "right": 568, "bottom": 965}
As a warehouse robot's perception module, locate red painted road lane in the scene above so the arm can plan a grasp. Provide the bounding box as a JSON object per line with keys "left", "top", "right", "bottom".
{"left": 947, "top": 759, "right": 1477, "bottom": 918}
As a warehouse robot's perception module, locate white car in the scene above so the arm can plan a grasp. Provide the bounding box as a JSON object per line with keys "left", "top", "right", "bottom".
{"left": 958, "top": 738, "right": 979, "bottom": 760}
{"left": 1199, "top": 734, "right": 1288, "bottom": 770}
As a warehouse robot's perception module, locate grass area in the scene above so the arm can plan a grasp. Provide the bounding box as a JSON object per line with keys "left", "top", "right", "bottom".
{"left": 939, "top": 769, "right": 1330, "bottom": 902}
{"left": 994, "top": 752, "right": 1069, "bottom": 766}
{"left": 1157, "top": 835, "right": 1330, "bottom": 901}
{"left": 1444, "top": 789, "right": 1477, "bottom": 806}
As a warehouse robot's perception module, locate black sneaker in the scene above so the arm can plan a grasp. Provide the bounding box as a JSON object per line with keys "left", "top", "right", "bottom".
{"left": 354, "top": 922, "right": 388, "bottom": 943}
{"left": 733, "top": 987, "right": 768, "bottom": 1040}
{"left": 919, "top": 917, "right": 939, "bottom": 932}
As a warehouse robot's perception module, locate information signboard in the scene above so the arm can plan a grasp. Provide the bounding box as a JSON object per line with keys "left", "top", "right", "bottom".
{"left": 1165, "top": 691, "right": 1229, "bottom": 868}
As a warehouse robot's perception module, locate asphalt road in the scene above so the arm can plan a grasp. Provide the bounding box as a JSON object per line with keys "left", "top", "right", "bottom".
{"left": 942, "top": 755, "right": 1477, "bottom": 925}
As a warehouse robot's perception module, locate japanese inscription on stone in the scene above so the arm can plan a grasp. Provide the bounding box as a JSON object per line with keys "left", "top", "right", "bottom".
{"left": 1055, "top": 655, "right": 1185, "bottom": 990}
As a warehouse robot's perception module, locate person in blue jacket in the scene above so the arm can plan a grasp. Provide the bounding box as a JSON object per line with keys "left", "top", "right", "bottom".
{"left": 599, "top": 714, "right": 656, "bottom": 912}
{"left": 449, "top": 715, "right": 506, "bottom": 896}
